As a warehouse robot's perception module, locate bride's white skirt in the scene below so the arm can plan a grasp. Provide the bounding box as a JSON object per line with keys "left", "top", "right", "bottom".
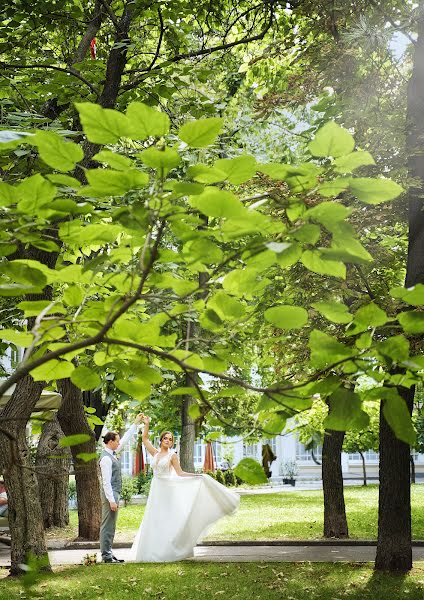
{"left": 130, "top": 474, "right": 239, "bottom": 562}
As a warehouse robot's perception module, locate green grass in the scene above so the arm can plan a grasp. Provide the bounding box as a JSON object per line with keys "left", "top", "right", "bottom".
{"left": 1, "top": 562, "right": 424, "bottom": 599}
{"left": 58, "top": 484, "right": 424, "bottom": 542}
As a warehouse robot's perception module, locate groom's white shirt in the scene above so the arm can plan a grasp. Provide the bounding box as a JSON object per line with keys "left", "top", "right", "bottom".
{"left": 100, "top": 423, "right": 138, "bottom": 503}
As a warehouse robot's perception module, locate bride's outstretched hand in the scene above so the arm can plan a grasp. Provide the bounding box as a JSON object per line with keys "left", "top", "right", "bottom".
{"left": 142, "top": 415, "right": 151, "bottom": 425}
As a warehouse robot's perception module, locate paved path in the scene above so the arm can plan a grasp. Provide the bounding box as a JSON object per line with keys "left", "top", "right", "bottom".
{"left": 1, "top": 544, "right": 424, "bottom": 566}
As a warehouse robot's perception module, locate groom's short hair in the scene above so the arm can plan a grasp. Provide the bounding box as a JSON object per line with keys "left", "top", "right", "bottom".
{"left": 103, "top": 431, "right": 118, "bottom": 444}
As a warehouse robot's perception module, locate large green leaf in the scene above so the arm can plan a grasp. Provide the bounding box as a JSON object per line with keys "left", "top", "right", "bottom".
{"left": 309, "top": 330, "right": 354, "bottom": 369}
{"left": 318, "top": 178, "right": 350, "bottom": 198}
{"left": 71, "top": 366, "right": 101, "bottom": 391}
{"left": 0, "top": 261, "right": 48, "bottom": 287}
{"left": 0, "top": 182, "right": 16, "bottom": 206}
{"left": 324, "top": 388, "right": 369, "bottom": 431}
{"left": 308, "top": 122, "right": 355, "bottom": 158}
{"left": 350, "top": 303, "right": 388, "bottom": 334}
{"left": 31, "top": 130, "right": 83, "bottom": 172}
{"left": 391, "top": 284, "right": 424, "bottom": 306}
{"left": 349, "top": 178, "right": 404, "bottom": 205}
{"left": 222, "top": 268, "right": 262, "bottom": 298}
{"left": 208, "top": 290, "right": 245, "bottom": 321}
{"left": 264, "top": 305, "right": 308, "bottom": 330}
{"left": 398, "top": 311, "right": 424, "bottom": 334}
{"left": 179, "top": 117, "right": 223, "bottom": 147}
{"left": 59, "top": 434, "right": 91, "bottom": 447}
{"left": 186, "top": 164, "right": 227, "bottom": 184}
{"left": 276, "top": 243, "right": 302, "bottom": 268}
{"left": 301, "top": 250, "right": 346, "bottom": 279}
{"left": 126, "top": 102, "right": 170, "bottom": 138}
{"left": 214, "top": 155, "right": 257, "bottom": 184}
{"left": 306, "top": 202, "right": 352, "bottom": 226}
{"left": 82, "top": 169, "right": 149, "bottom": 197}
{"left": 320, "top": 237, "right": 373, "bottom": 264}
{"left": 383, "top": 395, "right": 416, "bottom": 445}
{"left": 182, "top": 239, "right": 223, "bottom": 267}
{"left": 138, "top": 147, "right": 181, "bottom": 170}
{"left": 311, "top": 301, "right": 353, "bottom": 324}
{"left": 115, "top": 378, "right": 151, "bottom": 401}
{"left": 189, "top": 187, "right": 245, "bottom": 217}
{"left": 0, "top": 329, "right": 33, "bottom": 347}
{"left": 377, "top": 335, "right": 409, "bottom": 362}
{"left": 234, "top": 458, "right": 268, "bottom": 484}
{"left": 31, "top": 359, "right": 75, "bottom": 381}
{"left": 76, "top": 103, "right": 131, "bottom": 143}
{"left": 92, "top": 150, "right": 133, "bottom": 171}
{"left": 17, "top": 174, "right": 56, "bottom": 213}
{"left": 333, "top": 151, "right": 375, "bottom": 173}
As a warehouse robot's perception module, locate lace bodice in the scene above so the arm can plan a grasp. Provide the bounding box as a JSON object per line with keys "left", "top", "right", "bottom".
{"left": 152, "top": 451, "right": 174, "bottom": 477}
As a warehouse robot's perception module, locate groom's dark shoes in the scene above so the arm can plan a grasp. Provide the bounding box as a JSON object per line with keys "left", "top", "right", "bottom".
{"left": 103, "top": 555, "right": 125, "bottom": 564}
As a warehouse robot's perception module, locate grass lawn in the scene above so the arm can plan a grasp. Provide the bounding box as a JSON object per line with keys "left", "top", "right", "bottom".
{"left": 1, "top": 562, "right": 423, "bottom": 599}
{"left": 57, "top": 484, "right": 424, "bottom": 542}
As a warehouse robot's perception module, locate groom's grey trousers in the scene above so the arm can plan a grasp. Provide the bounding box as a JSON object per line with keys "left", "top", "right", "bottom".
{"left": 100, "top": 490, "right": 120, "bottom": 560}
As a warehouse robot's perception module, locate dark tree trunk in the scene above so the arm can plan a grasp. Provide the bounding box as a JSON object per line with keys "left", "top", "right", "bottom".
{"left": 375, "top": 387, "right": 414, "bottom": 572}
{"left": 410, "top": 454, "right": 416, "bottom": 484}
{"left": 180, "top": 370, "right": 196, "bottom": 473}
{"left": 322, "top": 429, "right": 349, "bottom": 538}
{"left": 35, "top": 416, "right": 71, "bottom": 529}
{"left": 0, "top": 376, "right": 50, "bottom": 575}
{"left": 57, "top": 379, "right": 101, "bottom": 540}
{"left": 359, "top": 451, "right": 367, "bottom": 486}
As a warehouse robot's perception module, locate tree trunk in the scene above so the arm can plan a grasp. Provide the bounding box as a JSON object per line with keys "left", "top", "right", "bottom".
{"left": 180, "top": 372, "right": 196, "bottom": 473}
{"left": 35, "top": 416, "right": 71, "bottom": 529}
{"left": 83, "top": 389, "right": 109, "bottom": 442}
{"left": 0, "top": 376, "right": 51, "bottom": 575}
{"left": 360, "top": 451, "right": 367, "bottom": 486}
{"left": 410, "top": 454, "right": 416, "bottom": 484}
{"left": 375, "top": 387, "right": 414, "bottom": 572}
{"left": 322, "top": 429, "right": 348, "bottom": 538}
{"left": 57, "top": 379, "right": 101, "bottom": 540}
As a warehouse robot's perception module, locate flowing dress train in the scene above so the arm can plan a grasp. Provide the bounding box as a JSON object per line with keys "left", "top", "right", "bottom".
{"left": 131, "top": 451, "right": 239, "bottom": 562}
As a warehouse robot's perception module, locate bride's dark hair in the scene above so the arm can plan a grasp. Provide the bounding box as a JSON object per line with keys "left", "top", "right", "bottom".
{"left": 159, "top": 431, "right": 174, "bottom": 445}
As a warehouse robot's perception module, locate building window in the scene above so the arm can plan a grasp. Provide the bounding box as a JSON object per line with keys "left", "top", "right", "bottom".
{"left": 121, "top": 445, "right": 131, "bottom": 475}
{"left": 212, "top": 441, "right": 222, "bottom": 464}
{"left": 194, "top": 439, "right": 203, "bottom": 463}
{"left": 264, "top": 438, "right": 277, "bottom": 454}
{"left": 296, "top": 440, "right": 322, "bottom": 463}
{"left": 243, "top": 443, "right": 257, "bottom": 458}
{"left": 348, "top": 450, "right": 379, "bottom": 462}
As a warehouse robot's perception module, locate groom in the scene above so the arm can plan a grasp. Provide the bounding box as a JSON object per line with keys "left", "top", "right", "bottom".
{"left": 99, "top": 413, "right": 143, "bottom": 563}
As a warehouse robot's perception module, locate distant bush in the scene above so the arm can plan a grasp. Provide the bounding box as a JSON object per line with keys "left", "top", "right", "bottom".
{"left": 120, "top": 476, "right": 137, "bottom": 506}
{"left": 206, "top": 469, "right": 240, "bottom": 487}
{"left": 135, "top": 470, "right": 153, "bottom": 496}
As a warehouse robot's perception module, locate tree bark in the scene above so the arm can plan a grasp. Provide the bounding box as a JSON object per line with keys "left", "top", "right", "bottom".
{"left": 322, "top": 429, "right": 349, "bottom": 538}
{"left": 35, "top": 416, "right": 71, "bottom": 529}
{"left": 410, "top": 454, "right": 416, "bottom": 484}
{"left": 359, "top": 451, "right": 367, "bottom": 486}
{"left": 0, "top": 376, "right": 50, "bottom": 575}
{"left": 83, "top": 389, "right": 109, "bottom": 441}
{"left": 57, "top": 379, "right": 101, "bottom": 540}
{"left": 375, "top": 387, "right": 414, "bottom": 572}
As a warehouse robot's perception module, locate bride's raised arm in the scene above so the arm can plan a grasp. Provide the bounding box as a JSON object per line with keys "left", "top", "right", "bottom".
{"left": 170, "top": 453, "right": 202, "bottom": 477}
{"left": 141, "top": 415, "right": 158, "bottom": 457}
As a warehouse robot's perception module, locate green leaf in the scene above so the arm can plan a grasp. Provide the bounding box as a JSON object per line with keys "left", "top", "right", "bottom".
{"left": 76, "top": 452, "right": 98, "bottom": 462}
{"left": 292, "top": 223, "right": 321, "bottom": 244}
{"left": 306, "top": 202, "right": 352, "bottom": 226}
{"left": 398, "top": 311, "right": 424, "bottom": 334}
{"left": 82, "top": 169, "right": 148, "bottom": 197}
{"left": 71, "top": 366, "right": 101, "bottom": 391}
{"left": 0, "top": 329, "right": 33, "bottom": 347}
{"left": 126, "top": 102, "right": 170, "bottom": 138}
{"left": 63, "top": 286, "right": 84, "bottom": 307}
{"left": 92, "top": 150, "right": 133, "bottom": 171}
{"left": 333, "top": 151, "right": 375, "bottom": 173}
{"left": 31, "top": 130, "right": 83, "bottom": 172}
{"left": 172, "top": 182, "right": 205, "bottom": 196}
{"left": 324, "top": 388, "right": 370, "bottom": 431}
{"left": 188, "top": 404, "right": 202, "bottom": 419}
{"left": 301, "top": 250, "right": 346, "bottom": 279}
{"left": 17, "top": 174, "right": 56, "bottom": 213}
{"left": 352, "top": 302, "right": 388, "bottom": 330}
{"left": 391, "top": 284, "right": 424, "bottom": 306}
{"left": 208, "top": 291, "right": 245, "bottom": 321}
{"left": 31, "top": 359, "right": 75, "bottom": 382}
{"left": 214, "top": 155, "right": 257, "bottom": 184}
{"left": 46, "top": 174, "right": 81, "bottom": 188}
{"left": 222, "top": 268, "right": 261, "bottom": 298}
{"left": 59, "top": 434, "right": 91, "bottom": 447}
{"left": 0, "top": 261, "right": 48, "bottom": 287}
{"left": 309, "top": 330, "right": 354, "bottom": 369}
{"left": 275, "top": 243, "right": 302, "bottom": 269}
{"left": 189, "top": 187, "right": 245, "bottom": 218}
{"left": 311, "top": 301, "right": 353, "bottom": 324}
{"left": 383, "top": 396, "right": 416, "bottom": 445}
{"left": 318, "top": 178, "right": 350, "bottom": 198}
{"left": 320, "top": 237, "right": 373, "bottom": 264}
{"left": 75, "top": 103, "right": 130, "bottom": 143}
{"left": 138, "top": 147, "right": 181, "bottom": 170}
{"left": 234, "top": 458, "right": 268, "bottom": 485}
{"left": 308, "top": 122, "right": 355, "bottom": 158}
{"left": 264, "top": 305, "right": 308, "bottom": 329}
{"left": 0, "top": 182, "right": 16, "bottom": 206}
{"left": 186, "top": 164, "right": 226, "bottom": 184}
{"left": 259, "top": 164, "right": 321, "bottom": 192}
{"left": 182, "top": 239, "right": 223, "bottom": 267}
{"left": 17, "top": 300, "right": 66, "bottom": 318}
{"left": 258, "top": 411, "right": 288, "bottom": 435}
{"left": 179, "top": 117, "right": 223, "bottom": 147}
{"left": 349, "top": 178, "right": 404, "bottom": 205}
{"left": 377, "top": 335, "right": 410, "bottom": 362}
{"left": 115, "top": 378, "right": 151, "bottom": 401}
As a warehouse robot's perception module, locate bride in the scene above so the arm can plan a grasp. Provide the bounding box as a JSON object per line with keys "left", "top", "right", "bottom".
{"left": 131, "top": 415, "right": 240, "bottom": 562}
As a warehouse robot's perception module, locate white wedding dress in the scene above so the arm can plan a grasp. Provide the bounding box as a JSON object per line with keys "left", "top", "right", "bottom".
{"left": 130, "top": 451, "right": 240, "bottom": 562}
